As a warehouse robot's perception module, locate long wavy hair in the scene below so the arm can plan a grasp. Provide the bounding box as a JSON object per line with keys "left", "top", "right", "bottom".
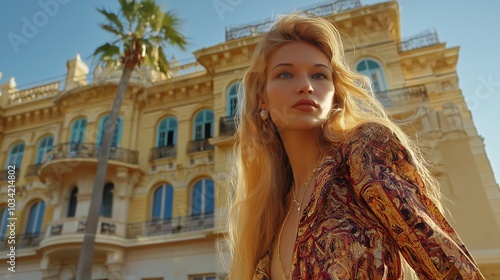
{"left": 226, "top": 12, "right": 441, "bottom": 279}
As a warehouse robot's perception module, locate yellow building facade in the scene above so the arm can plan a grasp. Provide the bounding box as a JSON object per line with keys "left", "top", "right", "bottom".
{"left": 1, "top": 1, "right": 499, "bottom": 279}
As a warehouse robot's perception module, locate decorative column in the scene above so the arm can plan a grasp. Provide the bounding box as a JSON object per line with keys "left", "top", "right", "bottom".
{"left": 106, "top": 250, "right": 124, "bottom": 280}
{"left": 41, "top": 254, "right": 61, "bottom": 280}
{"left": 44, "top": 176, "right": 62, "bottom": 206}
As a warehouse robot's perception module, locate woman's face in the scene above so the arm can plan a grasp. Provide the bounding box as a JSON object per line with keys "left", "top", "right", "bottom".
{"left": 264, "top": 42, "right": 335, "bottom": 132}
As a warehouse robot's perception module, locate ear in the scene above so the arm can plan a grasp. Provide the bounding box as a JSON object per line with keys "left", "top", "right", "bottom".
{"left": 258, "top": 93, "right": 268, "bottom": 109}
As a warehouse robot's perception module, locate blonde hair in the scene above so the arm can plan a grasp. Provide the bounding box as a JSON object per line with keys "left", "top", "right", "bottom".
{"left": 226, "top": 12, "right": 441, "bottom": 279}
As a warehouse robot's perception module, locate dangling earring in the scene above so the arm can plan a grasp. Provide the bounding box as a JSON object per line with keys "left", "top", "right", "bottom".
{"left": 260, "top": 109, "right": 269, "bottom": 121}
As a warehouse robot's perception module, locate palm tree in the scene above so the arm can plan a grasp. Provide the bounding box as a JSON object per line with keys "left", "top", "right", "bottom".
{"left": 76, "top": 1, "right": 186, "bottom": 279}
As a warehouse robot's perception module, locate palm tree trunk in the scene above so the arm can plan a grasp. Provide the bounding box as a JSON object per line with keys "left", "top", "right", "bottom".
{"left": 76, "top": 66, "right": 134, "bottom": 280}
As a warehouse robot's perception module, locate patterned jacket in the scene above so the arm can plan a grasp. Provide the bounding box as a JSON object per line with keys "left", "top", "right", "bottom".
{"left": 252, "top": 123, "right": 484, "bottom": 279}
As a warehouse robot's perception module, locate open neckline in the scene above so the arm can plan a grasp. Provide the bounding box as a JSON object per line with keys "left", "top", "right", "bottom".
{"left": 269, "top": 155, "right": 334, "bottom": 277}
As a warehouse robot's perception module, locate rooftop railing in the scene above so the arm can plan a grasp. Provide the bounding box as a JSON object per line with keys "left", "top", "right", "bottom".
{"left": 225, "top": 0, "right": 361, "bottom": 41}
{"left": 6, "top": 81, "right": 60, "bottom": 106}
{"left": 399, "top": 30, "right": 440, "bottom": 52}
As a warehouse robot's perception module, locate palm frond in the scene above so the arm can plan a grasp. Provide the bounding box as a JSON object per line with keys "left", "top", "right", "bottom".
{"left": 160, "top": 12, "right": 187, "bottom": 50}
{"left": 99, "top": 24, "right": 124, "bottom": 38}
{"left": 93, "top": 43, "right": 121, "bottom": 67}
{"left": 96, "top": 8, "right": 124, "bottom": 34}
{"left": 94, "top": 0, "right": 187, "bottom": 73}
{"left": 118, "top": 0, "right": 138, "bottom": 25}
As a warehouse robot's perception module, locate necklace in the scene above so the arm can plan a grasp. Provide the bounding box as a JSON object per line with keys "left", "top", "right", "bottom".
{"left": 277, "top": 159, "right": 323, "bottom": 279}
{"left": 291, "top": 159, "right": 323, "bottom": 213}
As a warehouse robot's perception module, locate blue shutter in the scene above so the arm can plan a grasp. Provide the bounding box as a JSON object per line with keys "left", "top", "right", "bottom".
{"left": 36, "top": 136, "right": 54, "bottom": 164}
{"left": 205, "top": 179, "right": 215, "bottom": 215}
{"left": 70, "top": 118, "right": 86, "bottom": 144}
{"left": 7, "top": 142, "right": 25, "bottom": 169}
{"left": 27, "top": 201, "right": 45, "bottom": 234}
{"left": 192, "top": 181, "right": 202, "bottom": 216}
{"left": 0, "top": 207, "right": 7, "bottom": 240}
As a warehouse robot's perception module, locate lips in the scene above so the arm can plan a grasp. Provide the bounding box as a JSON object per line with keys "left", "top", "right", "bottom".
{"left": 292, "top": 99, "right": 319, "bottom": 108}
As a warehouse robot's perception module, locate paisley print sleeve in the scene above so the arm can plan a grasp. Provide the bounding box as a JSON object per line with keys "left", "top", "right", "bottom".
{"left": 345, "top": 123, "right": 484, "bottom": 279}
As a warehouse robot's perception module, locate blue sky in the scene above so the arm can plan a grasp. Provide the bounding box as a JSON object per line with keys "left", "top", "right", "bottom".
{"left": 1, "top": 0, "right": 499, "bottom": 185}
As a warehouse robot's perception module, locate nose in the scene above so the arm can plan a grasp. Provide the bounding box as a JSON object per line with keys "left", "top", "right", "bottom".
{"left": 297, "top": 75, "right": 314, "bottom": 94}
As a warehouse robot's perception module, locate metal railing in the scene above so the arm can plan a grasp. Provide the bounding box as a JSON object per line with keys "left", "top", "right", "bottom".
{"left": 45, "top": 142, "right": 139, "bottom": 165}
{"left": 149, "top": 145, "right": 177, "bottom": 161}
{"left": 25, "top": 164, "right": 43, "bottom": 177}
{"left": 1, "top": 233, "right": 43, "bottom": 250}
{"left": 0, "top": 169, "right": 18, "bottom": 182}
{"left": 225, "top": 0, "right": 361, "bottom": 41}
{"left": 219, "top": 116, "right": 237, "bottom": 136}
{"left": 187, "top": 139, "right": 214, "bottom": 153}
{"left": 126, "top": 214, "right": 215, "bottom": 239}
{"left": 376, "top": 84, "right": 427, "bottom": 108}
{"left": 399, "top": 30, "right": 439, "bottom": 52}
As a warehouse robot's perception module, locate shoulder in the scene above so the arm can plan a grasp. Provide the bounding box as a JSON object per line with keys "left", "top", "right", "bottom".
{"left": 342, "top": 122, "right": 397, "bottom": 153}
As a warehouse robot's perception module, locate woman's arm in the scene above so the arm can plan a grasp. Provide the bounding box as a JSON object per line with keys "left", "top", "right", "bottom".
{"left": 345, "top": 123, "right": 484, "bottom": 279}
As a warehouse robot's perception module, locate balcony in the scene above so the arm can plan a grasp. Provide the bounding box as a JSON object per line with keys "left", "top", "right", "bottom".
{"left": 187, "top": 139, "right": 214, "bottom": 153}
{"left": 126, "top": 214, "right": 215, "bottom": 239}
{"left": 39, "top": 217, "right": 124, "bottom": 248}
{"left": 39, "top": 142, "right": 139, "bottom": 180}
{"left": 376, "top": 84, "right": 427, "bottom": 108}
{"left": 149, "top": 145, "right": 177, "bottom": 161}
{"left": 219, "top": 116, "right": 237, "bottom": 136}
{"left": 1, "top": 233, "right": 42, "bottom": 251}
{"left": 0, "top": 169, "right": 18, "bottom": 182}
{"left": 25, "top": 164, "right": 43, "bottom": 178}
{"left": 46, "top": 142, "right": 138, "bottom": 164}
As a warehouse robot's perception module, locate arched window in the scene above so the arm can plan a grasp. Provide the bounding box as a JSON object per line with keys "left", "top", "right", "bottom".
{"left": 70, "top": 118, "right": 87, "bottom": 144}
{"left": 35, "top": 135, "right": 54, "bottom": 164}
{"left": 26, "top": 201, "right": 45, "bottom": 235}
{"left": 227, "top": 82, "right": 241, "bottom": 117}
{"left": 191, "top": 178, "right": 214, "bottom": 216}
{"left": 356, "top": 59, "right": 388, "bottom": 93}
{"left": 100, "top": 183, "right": 113, "bottom": 218}
{"left": 7, "top": 142, "right": 25, "bottom": 169}
{"left": 67, "top": 187, "right": 78, "bottom": 217}
{"left": 151, "top": 184, "right": 174, "bottom": 221}
{"left": 0, "top": 206, "right": 8, "bottom": 241}
{"left": 157, "top": 117, "right": 177, "bottom": 147}
{"left": 97, "top": 115, "right": 123, "bottom": 148}
{"left": 193, "top": 110, "right": 214, "bottom": 140}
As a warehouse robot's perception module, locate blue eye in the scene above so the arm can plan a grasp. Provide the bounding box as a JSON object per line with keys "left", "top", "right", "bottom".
{"left": 312, "top": 72, "right": 328, "bottom": 79}
{"left": 278, "top": 71, "right": 292, "bottom": 78}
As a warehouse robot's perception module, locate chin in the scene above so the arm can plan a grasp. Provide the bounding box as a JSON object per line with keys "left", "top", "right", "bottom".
{"left": 276, "top": 119, "right": 326, "bottom": 132}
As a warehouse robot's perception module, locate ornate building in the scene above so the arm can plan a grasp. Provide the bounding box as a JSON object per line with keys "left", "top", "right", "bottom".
{"left": 1, "top": 0, "right": 499, "bottom": 279}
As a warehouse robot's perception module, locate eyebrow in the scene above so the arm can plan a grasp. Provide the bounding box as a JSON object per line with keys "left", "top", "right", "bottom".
{"left": 270, "top": 63, "right": 332, "bottom": 72}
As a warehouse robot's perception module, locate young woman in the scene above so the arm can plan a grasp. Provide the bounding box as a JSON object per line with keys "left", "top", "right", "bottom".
{"left": 226, "top": 13, "right": 484, "bottom": 279}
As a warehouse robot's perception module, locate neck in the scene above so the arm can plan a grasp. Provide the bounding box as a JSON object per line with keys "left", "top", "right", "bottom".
{"left": 279, "top": 127, "right": 323, "bottom": 192}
